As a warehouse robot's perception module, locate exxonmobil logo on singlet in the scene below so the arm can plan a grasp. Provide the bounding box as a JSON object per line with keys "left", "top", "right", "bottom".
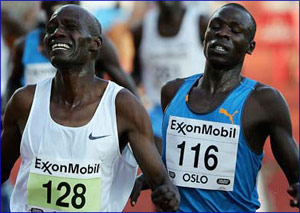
{"left": 168, "top": 116, "right": 240, "bottom": 143}
{"left": 32, "top": 157, "right": 102, "bottom": 179}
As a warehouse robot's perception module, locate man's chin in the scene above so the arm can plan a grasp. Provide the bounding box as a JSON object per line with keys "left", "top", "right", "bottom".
{"left": 207, "top": 58, "right": 231, "bottom": 68}
{"left": 50, "top": 57, "right": 72, "bottom": 69}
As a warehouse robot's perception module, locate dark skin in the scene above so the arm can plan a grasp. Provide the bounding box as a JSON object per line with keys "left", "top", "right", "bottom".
{"left": 6, "top": 2, "right": 136, "bottom": 102}
{"left": 161, "top": 5, "right": 299, "bottom": 209}
{"left": 1, "top": 5, "right": 179, "bottom": 212}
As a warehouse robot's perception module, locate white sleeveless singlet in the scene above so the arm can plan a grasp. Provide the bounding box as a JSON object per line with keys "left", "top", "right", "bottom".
{"left": 139, "top": 8, "right": 206, "bottom": 105}
{"left": 10, "top": 78, "right": 138, "bottom": 212}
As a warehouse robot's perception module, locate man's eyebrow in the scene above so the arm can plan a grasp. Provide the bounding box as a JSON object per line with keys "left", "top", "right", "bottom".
{"left": 46, "top": 18, "right": 80, "bottom": 29}
{"left": 212, "top": 17, "right": 248, "bottom": 31}
{"left": 212, "top": 16, "right": 244, "bottom": 26}
{"left": 211, "top": 17, "right": 222, "bottom": 22}
{"left": 229, "top": 21, "right": 244, "bottom": 28}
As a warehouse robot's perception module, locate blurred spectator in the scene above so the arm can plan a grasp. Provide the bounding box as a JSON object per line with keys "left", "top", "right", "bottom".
{"left": 93, "top": 1, "right": 129, "bottom": 32}
{"left": 1, "top": 35, "right": 9, "bottom": 103}
{"left": 1, "top": 5, "right": 27, "bottom": 123}
{"left": 1, "top": 1, "right": 39, "bottom": 33}
{"left": 91, "top": 1, "right": 135, "bottom": 72}
{"left": 1, "top": 9, "right": 27, "bottom": 49}
{"left": 183, "top": 1, "right": 213, "bottom": 14}
{"left": 1, "top": 33, "right": 13, "bottom": 213}
{"left": 131, "top": 1, "right": 209, "bottom": 151}
{"left": 127, "top": 1, "right": 154, "bottom": 28}
{"left": 1, "top": 180, "right": 13, "bottom": 212}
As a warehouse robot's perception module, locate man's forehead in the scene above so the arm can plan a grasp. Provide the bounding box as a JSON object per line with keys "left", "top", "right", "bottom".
{"left": 210, "top": 6, "right": 252, "bottom": 27}
{"left": 53, "top": 5, "right": 88, "bottom": 18}
{"left": 50, "top": 6, "right": 88, "bottom": 23}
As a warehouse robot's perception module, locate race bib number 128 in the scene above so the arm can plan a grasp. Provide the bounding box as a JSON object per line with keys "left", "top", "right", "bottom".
{"left": 27, "top": 157, "right": 102, "bottom": 212}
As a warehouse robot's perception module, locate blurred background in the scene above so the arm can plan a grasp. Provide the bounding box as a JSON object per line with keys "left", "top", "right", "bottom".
{"left": 1, "top": 1, "right": 299, "bottom": 212}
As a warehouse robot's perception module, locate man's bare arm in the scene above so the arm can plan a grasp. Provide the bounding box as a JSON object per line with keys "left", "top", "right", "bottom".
{"left": 1, "top": 86, "right": 35, "bottom": 184}
{"left": 265, "top": 87, "right": 299, "bottom": 207}
{"left": 244, "top": 84, "right": 299, "bottom": 208}
{"left": 116, "top": 89, "right": 180, "bottom": 211}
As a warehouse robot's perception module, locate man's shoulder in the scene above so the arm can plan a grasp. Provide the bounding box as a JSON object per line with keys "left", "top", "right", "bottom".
{"left": 252, "top": 82, "right": 284, "bottom": 103}
{"left": 4, "top": 85, "right": 36, "bottom": 125}
{"left": 162, "top": 78, "right": 186, "bottom": 95}
{"left": 10, "top": 85, "right": 36, "bottom": 113}
{"left": 115, "top": 88, "right": 139, "bottom": 108}
{"left": 162, "top": 74, "right": 200, "bottom": 98}
{"left": 161, "top": 78, "right": 187, "bottom": 112}
{"left": 115, "top": 87, "right": 150, "bottom": 132}
{"left": 245, "top": 82, "right": 289, "bottom": 117}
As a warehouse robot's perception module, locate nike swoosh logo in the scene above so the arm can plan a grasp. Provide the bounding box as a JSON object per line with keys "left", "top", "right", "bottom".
{"left": 89, "top": 133, "right": 110, "bottom": 140}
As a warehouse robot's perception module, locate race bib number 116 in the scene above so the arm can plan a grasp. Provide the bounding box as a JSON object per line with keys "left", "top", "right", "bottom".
{"left": 166, "top": 116, "right": 240, "bottom": 191}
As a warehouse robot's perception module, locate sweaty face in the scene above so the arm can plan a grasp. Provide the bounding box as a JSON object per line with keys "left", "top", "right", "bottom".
{"left": 44, "top": 6, "right": 92, "bottom": 69}
{"left": 204, "top": 6, "right": 254, "bottom": 68}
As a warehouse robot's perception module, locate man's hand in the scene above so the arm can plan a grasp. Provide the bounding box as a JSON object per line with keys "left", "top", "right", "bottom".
{"left": 288, "top": 182, "right": 299, "bottom": 208}
{"left": 130, "top": 174, "right": 149, "bottom": 206}
{"left": 151, "top": 182, "right": 180, "bottom": 212}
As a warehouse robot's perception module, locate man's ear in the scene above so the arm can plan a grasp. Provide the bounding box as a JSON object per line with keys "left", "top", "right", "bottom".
{"left": 246, "top": 40, "right": 255, "bottom": 55}
{"left": 90, "top": 36, "right": 103, "bottom": 52}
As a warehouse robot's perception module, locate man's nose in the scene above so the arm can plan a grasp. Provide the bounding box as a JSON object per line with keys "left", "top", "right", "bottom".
{"left": 216, "top": 26, "right": 230, "bottom": 39}
{"left": 52, "top": 26, "right": 66, "bottom": 38}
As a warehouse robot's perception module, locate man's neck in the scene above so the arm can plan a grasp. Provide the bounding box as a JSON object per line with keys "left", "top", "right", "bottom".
{"left": 160, "top": 7, "right": 185, "bottom": 23}
{"left": 53, "top": 66, "right": 97, "bottom": 108}
{"left": 201, "top": 63, "right": 243, "bottom": 94}
{"left": 158, "top": 7, "right": 186, "bottom": 37}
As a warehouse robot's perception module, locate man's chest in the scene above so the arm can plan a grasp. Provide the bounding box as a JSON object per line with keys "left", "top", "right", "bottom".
{"left": 49, "top": 100, "right": 100, "bottom": 127}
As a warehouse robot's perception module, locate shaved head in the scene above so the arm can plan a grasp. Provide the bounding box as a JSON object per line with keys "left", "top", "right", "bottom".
{"left": 220, "top": 3, "right": 256, "bottom": 40}
{"left": 53, "top": 4, "right": 102, "bottom": 38}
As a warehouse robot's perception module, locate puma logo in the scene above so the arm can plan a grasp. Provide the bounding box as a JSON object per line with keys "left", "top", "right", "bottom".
{"left": 219, "top": 108, "right": 238, "bottom": 124}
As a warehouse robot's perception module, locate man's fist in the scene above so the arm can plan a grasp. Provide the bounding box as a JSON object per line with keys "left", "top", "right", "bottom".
{"left": 151, "top": 183, "right": 180, "bottom": 212}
